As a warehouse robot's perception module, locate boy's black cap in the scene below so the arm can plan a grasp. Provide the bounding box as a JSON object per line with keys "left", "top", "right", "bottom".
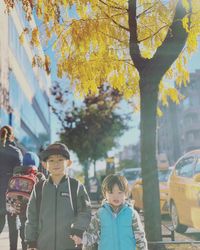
{"left": 40, "top": 142, "right": 70, "bottom": 161}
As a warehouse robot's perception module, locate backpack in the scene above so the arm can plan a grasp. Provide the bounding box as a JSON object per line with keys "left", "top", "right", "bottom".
{"left": 35, "top": 177, "right": 79, "bottom": 216}
{"left": 6, "top": 170, "right": 38, "bottom": 215}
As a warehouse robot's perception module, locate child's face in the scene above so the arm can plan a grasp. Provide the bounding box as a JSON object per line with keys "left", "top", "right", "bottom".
{"left": 105, "top": 184, "right": 126, "bottom": 209}
{"left": 46, "top": 155, "right": 70, "bottom": 176}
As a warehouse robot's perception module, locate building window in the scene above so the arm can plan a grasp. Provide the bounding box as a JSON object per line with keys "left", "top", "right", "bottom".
{"left": 187, "top": 133, "right": 195, "bottom": 143}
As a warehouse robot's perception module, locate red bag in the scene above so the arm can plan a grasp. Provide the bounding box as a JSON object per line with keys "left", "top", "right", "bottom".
{"left": 6, "top": 173, "right": 37, "bottom": 215}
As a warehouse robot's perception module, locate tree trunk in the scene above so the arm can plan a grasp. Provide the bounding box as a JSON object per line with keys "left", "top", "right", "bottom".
{"left": 94, "top": 160, "right": 96, "bottom": 177}
{"left": 140, "top": 79, "right": 165, "bottom": 250}
{"left": 83, "top": 161, "right": 89, "bottom": 191}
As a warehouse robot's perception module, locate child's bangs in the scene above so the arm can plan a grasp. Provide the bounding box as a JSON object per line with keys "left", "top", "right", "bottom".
{"left": 107, "top": 177, "right": 126, "bottom": 193}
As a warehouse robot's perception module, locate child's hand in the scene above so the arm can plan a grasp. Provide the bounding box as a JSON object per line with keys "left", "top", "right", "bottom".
{"left": 70, "top": 235, "right": 82, "bottom": 246}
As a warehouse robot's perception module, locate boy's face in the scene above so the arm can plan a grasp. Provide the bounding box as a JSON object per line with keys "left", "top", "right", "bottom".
{"left": 105, "top": 184, "right": 126, "bottom": 209}
{"left": 46, "top": 155, "right": 71, "bottom": 176}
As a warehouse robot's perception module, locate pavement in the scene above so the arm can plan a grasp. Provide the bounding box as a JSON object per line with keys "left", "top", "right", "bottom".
{"left": 4, "top": 203, "right": 189, "bottom": 250}
{"left": 0, "top": 222, "right": 21, "bottom": 250}
{"left": 0, "top": 202, "right": 100, "bottom": 250}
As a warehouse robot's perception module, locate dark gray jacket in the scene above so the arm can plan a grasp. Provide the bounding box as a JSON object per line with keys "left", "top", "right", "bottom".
{"left": 25, "top": 175, "right": 91, "bottom": 250}
{"left": 0, "top": 141, "right": 22, "bottom": 215}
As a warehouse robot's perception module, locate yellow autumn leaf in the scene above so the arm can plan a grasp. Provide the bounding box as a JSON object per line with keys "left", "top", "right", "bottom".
{"left": 44, "top": 55, "right": 51, "bottom": 74}
{"left": 157, "top": 107, "right": 163, "bottom": 117}
{"left": 19, "top": 33, "right": 24, "bottom": 44}
{"left": 31, "top": 27, "right": 40, "bottom": 47}
{"left": 182, "top": 16, "right": 189, "bottom": 32}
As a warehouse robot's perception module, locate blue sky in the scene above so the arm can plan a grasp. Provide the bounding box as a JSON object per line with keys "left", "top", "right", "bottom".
{"left": 188, "top": 46, "right": 200, "bottom": 72}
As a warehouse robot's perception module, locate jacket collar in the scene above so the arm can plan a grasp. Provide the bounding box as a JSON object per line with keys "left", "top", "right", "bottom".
{"left": 48, "top": 174, "right": 68, "bottom": 184}
{"left": 102, "top": 201, "right": 130, "bottom": 215}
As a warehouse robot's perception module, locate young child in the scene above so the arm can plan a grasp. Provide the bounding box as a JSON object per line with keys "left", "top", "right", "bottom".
{"left": 25, "top": 142, "right": 91, "bottom": 250}
{"left": 12, "top": 151, "right": 45, "bottom": 250}
{"left": 72, "top": 174, "right": 148, "bottom": 250}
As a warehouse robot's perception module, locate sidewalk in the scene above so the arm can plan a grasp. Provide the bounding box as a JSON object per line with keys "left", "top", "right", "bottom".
{"left": 0, "top": 223, "right": 21, "bottom": 250}
{"left": 0, "top": 203, "right": 99, "bottom": 250}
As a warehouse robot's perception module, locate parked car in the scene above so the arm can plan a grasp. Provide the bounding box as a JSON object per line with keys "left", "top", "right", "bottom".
{"left": 120, "top": 168, "right": 141, "bottom": 187}
{"left": 131, "top": 167, "right": 173, "bottom": 214}
{"left": 168, "top": 149, "right": 200, "bottom": 233}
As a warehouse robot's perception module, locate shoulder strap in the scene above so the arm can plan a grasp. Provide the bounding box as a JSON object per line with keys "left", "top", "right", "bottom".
{"left": 69, "top": 177, "right": 79, "bottom": 216}
{"left": 35, "top": 179, "right": 45, "bottom": 217}
{"left": 35, "top": 177, "right": 78, "bottom": 217}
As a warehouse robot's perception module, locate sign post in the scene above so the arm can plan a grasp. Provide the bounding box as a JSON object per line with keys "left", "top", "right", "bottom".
{"left": 106, "top": 157, "right": 115, "bottom": 175}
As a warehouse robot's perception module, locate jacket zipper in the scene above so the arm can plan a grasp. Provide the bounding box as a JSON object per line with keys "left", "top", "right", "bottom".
{"left": 104, "top": 204, "right": 126, "bottom": 250}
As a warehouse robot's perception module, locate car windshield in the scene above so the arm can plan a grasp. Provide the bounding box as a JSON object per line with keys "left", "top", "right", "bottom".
{"left": 158, "top": 169, "right": 172, "bottom": 182}
{"left": 123, "top": 169, "right": 141, "bottom": 181}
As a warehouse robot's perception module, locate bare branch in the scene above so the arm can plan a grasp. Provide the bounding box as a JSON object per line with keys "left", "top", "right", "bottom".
{"left": 136, "top": 2, "right": 158, "bottom": 18}
{"left": 109, "top": 11, "right": 128, "bottom": 18}
{"left": 99, "top": 30, "right": 128, "bottom": 44}
{"left": 103, "top": 11, "right": 129, "bottom": 31}
{"left": 44, "top": 22, "right": 70, "bottom": 52}
{"left": 138, "top": 24, "right": 169, "bottom": 43}
{"left": 99, "top": 0, "right": 128, "bottom": 11}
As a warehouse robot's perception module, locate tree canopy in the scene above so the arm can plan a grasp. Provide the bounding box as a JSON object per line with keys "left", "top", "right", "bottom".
{"left": 5, "top": 0, "right": 200, "bottom": 102}
{"left": 53, "top": 86, "right": 129, "bottom": 164}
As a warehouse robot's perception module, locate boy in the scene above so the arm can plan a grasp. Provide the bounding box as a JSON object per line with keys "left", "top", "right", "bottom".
{"left": 72, "top": 174, "right": 148, "bottom": 250}
{"left": 25, "top": 142, "right": 91, "bottom": 250}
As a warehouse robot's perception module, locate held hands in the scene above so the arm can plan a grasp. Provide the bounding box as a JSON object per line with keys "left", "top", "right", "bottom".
{"left": 27, "top": 248, "right": 37, "bottom": 250}
{"left": 70, "top": 235, "right": 83, "bottom": 247}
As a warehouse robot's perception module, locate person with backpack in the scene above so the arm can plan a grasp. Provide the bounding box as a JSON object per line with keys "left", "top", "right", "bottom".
{"left": 25, "top": 142, "right": 91, "bottom": 250}
{"left": 72, "top": 174, "right": 148, "bottom": 250}
{"left": 6, "top": 151, "right": 46, "bottom": 250}
{"left": 0, "top": 125, "right": 23, "bottom": 250}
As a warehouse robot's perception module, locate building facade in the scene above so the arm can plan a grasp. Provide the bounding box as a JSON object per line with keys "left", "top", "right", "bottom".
{"left": 118, "top": 144, "right": 140, "bottom": 166}
{"left": 157, "top": 69, "right": 200, "bottom": 165}
{"left": 0, "top": 2, "right": 51, "bottom": 152}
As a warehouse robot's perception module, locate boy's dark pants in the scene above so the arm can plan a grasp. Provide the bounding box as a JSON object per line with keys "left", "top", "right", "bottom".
{"left": 19, "top": 215, "right": 27, "bottom": 250}
{"left": 0, "top": 214, "right": 6, "bottom": 233}
{"left": 68, "top": 249, "right": 82, "bottom": 250}
{"left": 7, "top": 213, "right": 18, "bottom": 250}
{"left": 0, "top": 175, "right": 7, "bottom": 233}
{"left": 7, "top": 213, "right": 27, "bottom": 250}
